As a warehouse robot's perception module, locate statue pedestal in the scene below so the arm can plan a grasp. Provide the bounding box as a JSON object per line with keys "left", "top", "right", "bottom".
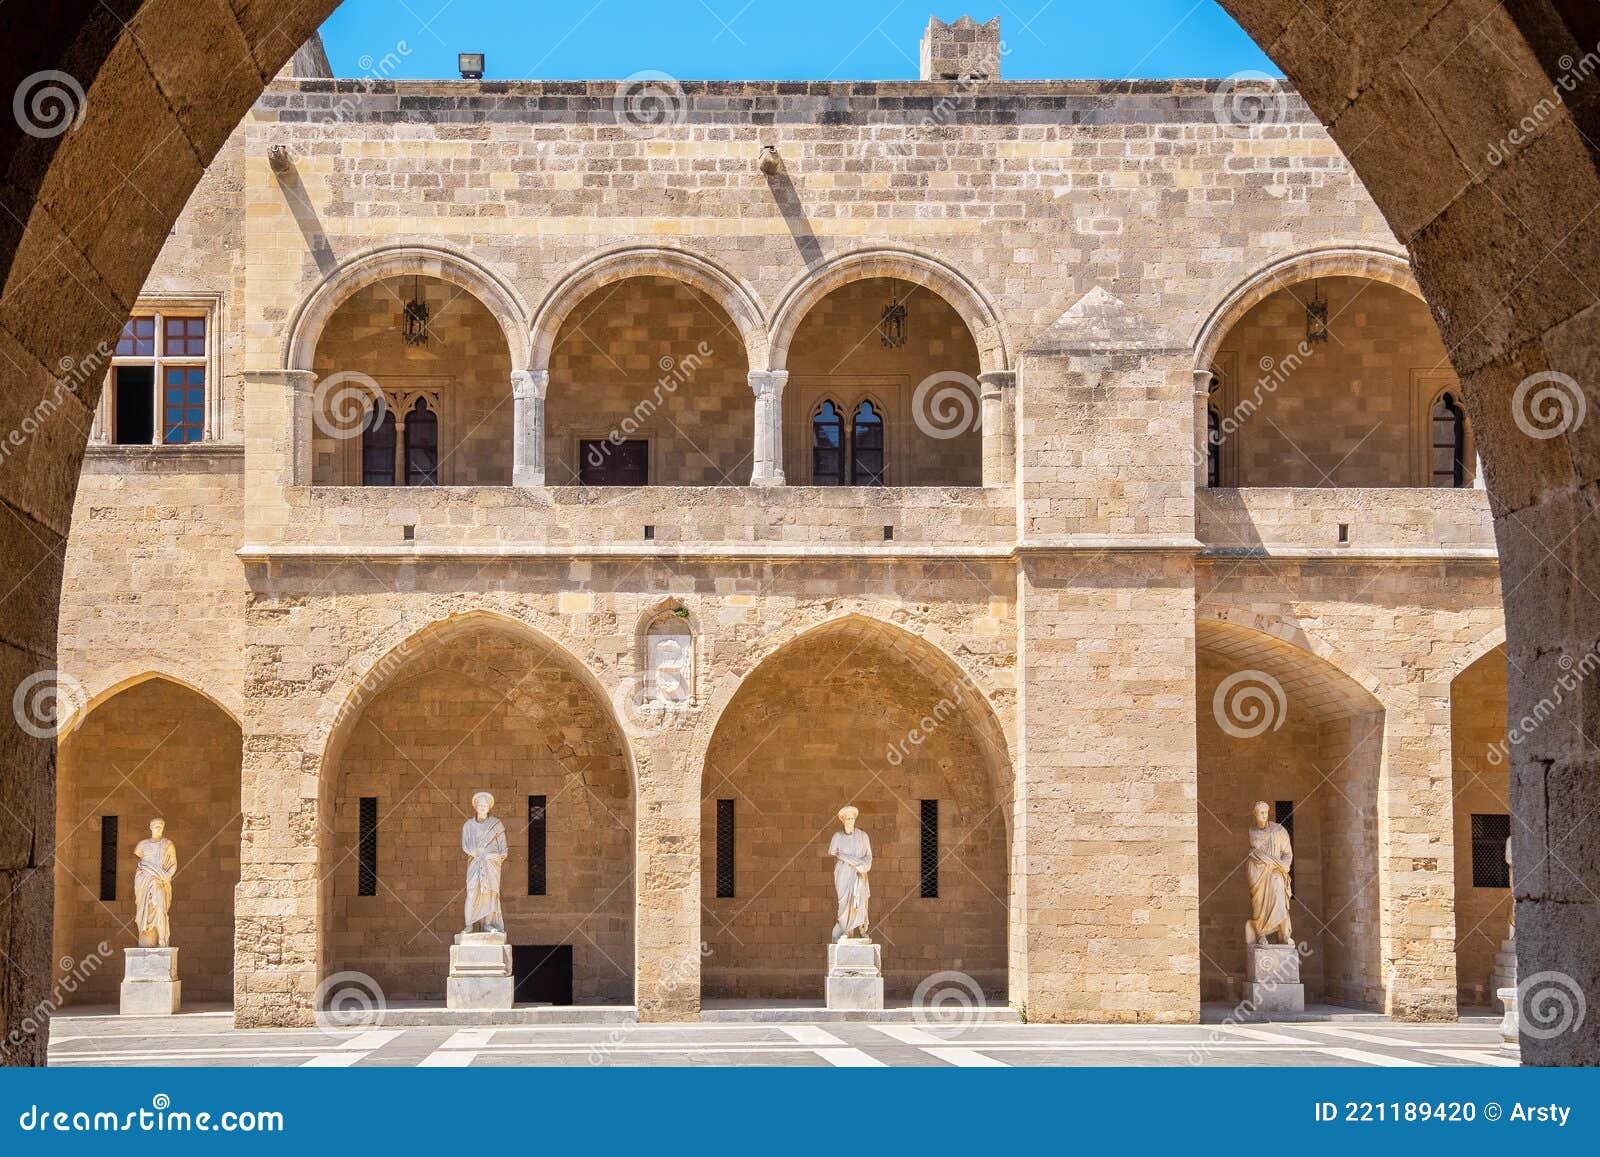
{"left": 1492, "top": 934, "right": 1518, "bottom": 1053}
{"left": 120, "top": 947, "right": 180, "bottom": 1016}
{"left": 1243, "top": 943, "right": 1304, "bottom": 1013}
{"left": 826, "top": 938, "right": 883, "bottom": 1011}
{"left": 447, "top": 931, "right": 514, "bottom": 1010}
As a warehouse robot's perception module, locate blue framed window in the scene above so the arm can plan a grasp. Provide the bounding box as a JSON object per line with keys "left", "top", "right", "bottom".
{"left": 162, "top": 367, "right": 206, "bottom": 444}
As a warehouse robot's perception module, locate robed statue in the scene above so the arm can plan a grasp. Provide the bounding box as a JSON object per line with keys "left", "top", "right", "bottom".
{"left": 827, "top": 805, "right": 873, "bottom": 942}
{"left": 462, "top": 791, "right": 508, "bottom": 935}
{"left": 133, "top": 818, "right": 177, "bottom": 948}
{"left": 1245, "top": 800, "right": 1293, "bottom": 945}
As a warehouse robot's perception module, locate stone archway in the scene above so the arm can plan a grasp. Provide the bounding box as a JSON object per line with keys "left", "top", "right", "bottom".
{"left": 3, "top": 0, "right": 1600, "bottom": 1064}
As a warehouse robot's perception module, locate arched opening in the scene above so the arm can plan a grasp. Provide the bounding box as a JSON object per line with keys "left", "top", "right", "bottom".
{"left": 782, "top": 278, "right": 982, "bottom": 486}
{"left": 1204, "top": 275, "right": 1470, "bottom": 487}
{"left": 1450, "top": 644, "right": 1512, "bottom": 1011}
{"left": 308, "top": 275, "right": 514, "bottom": 486}
{"left": 318, "top": 619, "right": 634, "bottom": 1005}
{"left": 544, "top": 276, "right": 752, "bottom": 486}
{"left": 700, "top": 618, "right": 1011, "bottom": 1004}
{"left": 1196, "top": 622, "right": 1386, "bottom": 1010}
{"left": 52, "top": 678, "right": 242, "bottom": 1007}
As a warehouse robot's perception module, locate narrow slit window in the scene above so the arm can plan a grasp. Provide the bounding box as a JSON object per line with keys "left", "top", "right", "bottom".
{"left": 920, "top": 799, "right": 939, "bottom": 898}
{"left": 99, "top": 816, "right": 119, "bottom": 902}
{"left": 1206, "top": 405, "right": 1222, "bottom": 489}
{"left": 715, "top": 799, "right": 735, "bottom": 898}
{"left": 528, "top": 795, "right": 547, "bottom": 896}
{"left": 358, "top": 796, "right": 379, "bottom": 896}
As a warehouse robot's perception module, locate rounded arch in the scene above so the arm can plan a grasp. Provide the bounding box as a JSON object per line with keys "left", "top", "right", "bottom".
{"left": 1191, "top": 244, "right": 1421, "bottom": 372}
{"left": 284, "top": 243, "right": 530, "bottom": 372}
{"left": 529, "top": 245, "right": 769, "bottom": 373}
{"left": 315, "top": 608, "right": 635, "bottom": 788}
{"left": 769, "top": 247, "right": 1009, "bottom": 374}
{"left": 55, "top": 665, "right": 242, "bottom": 741}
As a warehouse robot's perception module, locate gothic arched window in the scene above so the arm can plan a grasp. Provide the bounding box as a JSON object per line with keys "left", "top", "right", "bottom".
{"left": 404, "top": 396, "right": 439, "bottom": 486}
{"left": 1430, "top": 391, "right": 1467, "bottom": 488}
{"left": 812, "top": 400, "right": 845, "bottom": 486}
{"left": 361, "top": 402, "right": 396, "bottom": 487}
{"left": 851, "top": 400, "right": 885, "bottom": 485}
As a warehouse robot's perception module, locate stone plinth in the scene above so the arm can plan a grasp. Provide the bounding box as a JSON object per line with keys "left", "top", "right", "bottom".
{"left": 121, "top": 947, "right": 181, "bottom": 1016}
{"left": 1243, "top": 944, "right": 1304, "bottom": 1014}
{"left": 447, "top": 931, "right": 513, "bottom": 1010}
{"left": 1492, "top": 934, "right": 1518, "bottom": 1051}
{"left": 826, "top": 938, "right": 883, "bottom": 1011}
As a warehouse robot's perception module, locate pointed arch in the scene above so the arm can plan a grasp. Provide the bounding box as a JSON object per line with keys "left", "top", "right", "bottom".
{"left": 769, "top": 246, "right": 1009, "bottom": 374}
{"left": 1191, "top": 244, "right": 1421, "bottom": 372}
{"left": 314, "top": 609, "right": 635, "bottom": 787}
{"left": 529, "top": 245, "right": 769, "bottom": 373}
{"left": 55, "top": 665, "right": 242, "bottom": 741}
{"left": 285, "top": 243, "right": 529, "bottom": 372}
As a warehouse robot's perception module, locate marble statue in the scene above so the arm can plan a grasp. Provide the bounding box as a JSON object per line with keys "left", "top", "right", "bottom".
{"left": 132, "top": 818, "right": 177, "bottom": 948}
{"left": 827, "top": 805, "right": 873, "bottom": 943}
{"left": 1244, "top": 800, "right": 1294, "bottom": 945}
{"left": 461, "top": 792, "right": 508, "bottom": 935}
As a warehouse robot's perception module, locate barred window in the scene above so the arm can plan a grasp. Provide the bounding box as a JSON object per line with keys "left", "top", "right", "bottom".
{"left": 920, "top": 799, "right": 939, "bottom": 898}
{"left": 1471, "top": 813, "right": 1511, "bottom": 888}
{"left": 715, "top": 799, "right": 735, "bottom": 898}
{"left": 358, "top": 797, "right": 379, "bottom": 896}
{"left": 527, "top": 795, "right": 547, "bottom": 896}
{"left": 99, "top": 816, "right": 119, "bottom": 901}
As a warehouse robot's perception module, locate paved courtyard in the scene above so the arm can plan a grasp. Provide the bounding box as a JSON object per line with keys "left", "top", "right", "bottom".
{"left": 47, "top": 1014, "right": 1515, "bottom": 1068}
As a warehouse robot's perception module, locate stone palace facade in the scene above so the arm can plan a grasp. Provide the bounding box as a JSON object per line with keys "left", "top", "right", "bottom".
{"left": 48, "top": 20, "right": 1513, "bottom": 1025}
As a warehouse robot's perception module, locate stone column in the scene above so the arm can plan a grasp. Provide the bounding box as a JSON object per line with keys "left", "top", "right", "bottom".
{"left": 747, "top": 370, "right": 787, "bottom": 486}
{"left": 631, "top": 725, "right": 702, "bottom": 1020}
{"left": 286, "top": 370, "right": 317, "bottom": 487}
{"left": 1193, "top": 369, "right": 1214, "bottom": 490}
{"left": 511, "top": 369, "right": 548, "bottom": 487}
{"left": 1376, "top": 684, "right": 1458, "bottom": 1019}
{"left": 979, "top": 370, "right": 1016, "bottom": 487}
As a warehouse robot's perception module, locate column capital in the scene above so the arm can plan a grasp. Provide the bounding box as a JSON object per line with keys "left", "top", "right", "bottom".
{"left": 512, "top": 368, "right": 549, "bottom": 401}
{"left": 1193, "top": 367, "right": 1216, "bottom": 396}
{"left": 748, "top": 369, "right": 789, "bottom": 399}
{"left": 977, "top": 369, "right": 1016, "bottom": 389}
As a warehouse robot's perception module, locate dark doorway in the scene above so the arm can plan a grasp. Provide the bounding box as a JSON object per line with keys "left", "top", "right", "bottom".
{"left": 512, "top": 944, "right": 574, "bottom": 1005}
{"left": 579, "top": 439, "right": 648, "bottom": 485}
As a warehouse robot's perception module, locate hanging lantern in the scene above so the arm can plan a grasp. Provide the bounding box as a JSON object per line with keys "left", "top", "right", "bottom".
{"left": 402, "top": 276, "right": 431, "bottom": 347}
{"left": 1304, "top": 280, "right": 1329, "bottom": 344}
{"left": 880, "top": 291, "right": 908, "bottom": 349}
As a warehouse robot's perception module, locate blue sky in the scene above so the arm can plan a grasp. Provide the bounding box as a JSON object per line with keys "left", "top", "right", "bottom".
{"left": 318, "top": 1, "right": 1278, "bottom": 81}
